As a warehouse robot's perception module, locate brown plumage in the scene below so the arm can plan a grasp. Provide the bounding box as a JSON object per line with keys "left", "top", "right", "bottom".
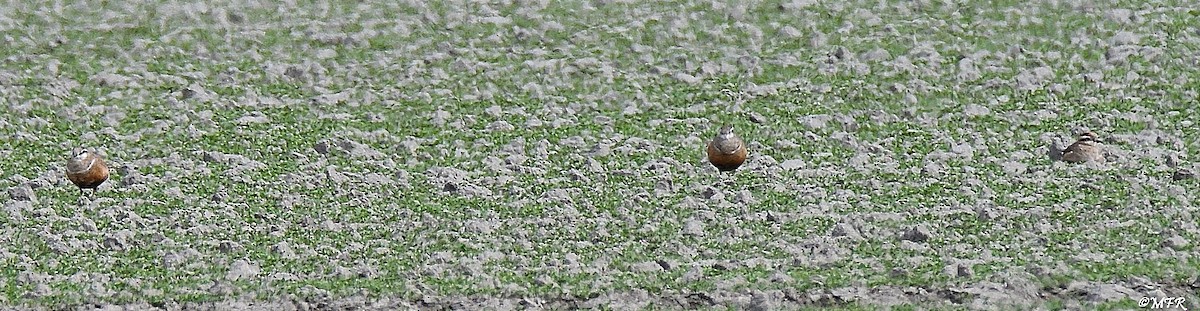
{"left": 707, "top": 124, "right": 748, "bottom": 172}
{"left": 66, "top": 148, "right": 109, "bottom": 195}
{"left": 1061, "top": 131, "right": 1105, "bottom": 163}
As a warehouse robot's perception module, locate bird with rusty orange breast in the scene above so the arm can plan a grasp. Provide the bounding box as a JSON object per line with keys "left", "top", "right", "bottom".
{"left": 707, "top": 124, "right": 748, "bottom": 172}
{"left": 66, "top": 147, "right": 109, "bottom": 195}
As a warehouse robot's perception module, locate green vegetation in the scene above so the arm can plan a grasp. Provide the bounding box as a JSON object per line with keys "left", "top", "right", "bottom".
{"left": 0, "top": 0, "right": 1196, "bottom": 309}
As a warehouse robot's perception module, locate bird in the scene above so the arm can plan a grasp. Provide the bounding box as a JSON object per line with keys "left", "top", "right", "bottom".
{"left": 707, "top": 124, "right": 748, "bottom": 172}
{"left": 66, "top": 147, "right": 109, "bottom": 195}
{"left": 1173, "top": 169, "right": 1195, "bottom": 181}
{"left": 1060, "top": 131, "right": 1105, "bottom": 163}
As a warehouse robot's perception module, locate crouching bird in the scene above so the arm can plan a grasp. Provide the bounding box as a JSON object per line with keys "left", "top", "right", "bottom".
{"left": 707, "top": 124, "right": 748, "bottom": 172}
{"left": 66, "top": 147, "right": 109, "bottom": 195}
{"left": 1060, "top": 131, "right": 1105, "bottom": 164}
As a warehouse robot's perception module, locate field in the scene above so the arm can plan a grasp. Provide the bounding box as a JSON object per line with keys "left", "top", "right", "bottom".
{"left": 1, "top": 0, "right": 1198, "bottom": 310}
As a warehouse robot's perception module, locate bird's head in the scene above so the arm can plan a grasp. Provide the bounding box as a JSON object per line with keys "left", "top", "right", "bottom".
{"left": 72, "top": 148, "right": 91, "bottom": 160}
{"left": 718, "top": 124, "right": 735, "bottom": 137}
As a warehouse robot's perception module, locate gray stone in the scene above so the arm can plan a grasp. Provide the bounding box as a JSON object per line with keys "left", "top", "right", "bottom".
{"left": 8, "top": 185, "right": 34, "bottom": 202}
